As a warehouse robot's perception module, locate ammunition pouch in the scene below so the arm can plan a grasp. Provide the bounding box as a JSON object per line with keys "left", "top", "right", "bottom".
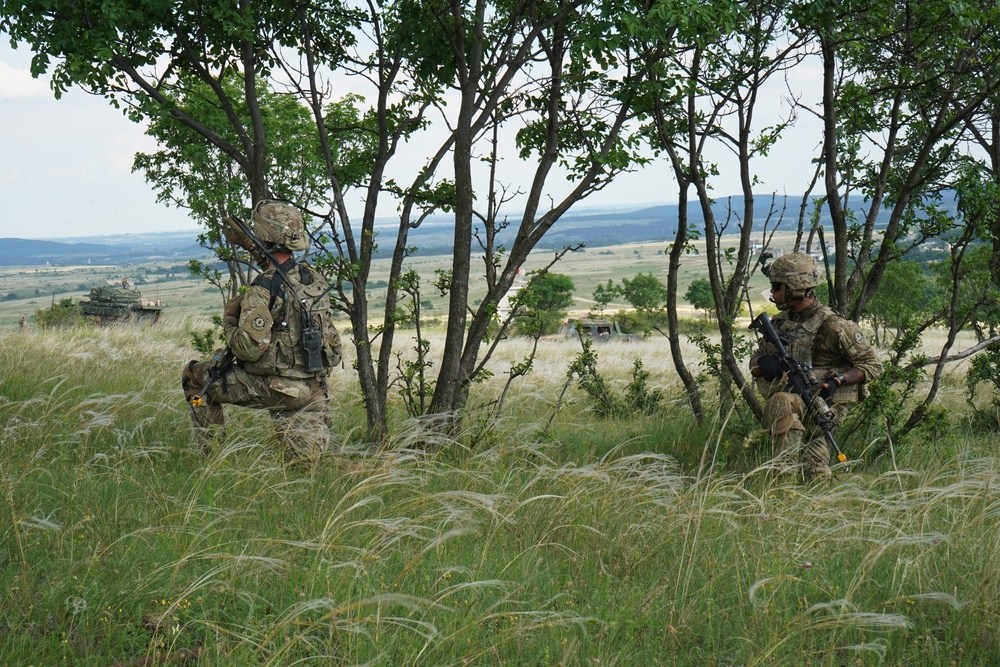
{"left": 816, "top": 368, "right": 863, "bottom": 404}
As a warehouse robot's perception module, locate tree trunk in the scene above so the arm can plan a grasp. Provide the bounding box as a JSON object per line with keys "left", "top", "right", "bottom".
{"left": 666, "top": 184, "right": 705, "bottom": 423}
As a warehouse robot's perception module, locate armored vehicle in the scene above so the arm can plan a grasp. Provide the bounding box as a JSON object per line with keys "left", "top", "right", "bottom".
{"left": 79, "top": 285, "right": 164, "bottom": 324}
{"left": 553, "top": 318, "right": 641, "bottom": 342}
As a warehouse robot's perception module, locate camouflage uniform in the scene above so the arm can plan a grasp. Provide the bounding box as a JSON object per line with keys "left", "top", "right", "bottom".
{"left": 753, "top": 254, "right": 881, "bottom": 481}
{"left": 182, "top": 201, "right": 342, "bottom": 466}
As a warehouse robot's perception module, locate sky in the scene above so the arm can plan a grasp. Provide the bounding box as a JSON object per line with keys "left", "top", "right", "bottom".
{"left": 0, "top": 40, "right": 823, "bottom": 241}
{"left": 0, "top": 43, "right": 200, "bottom": 240}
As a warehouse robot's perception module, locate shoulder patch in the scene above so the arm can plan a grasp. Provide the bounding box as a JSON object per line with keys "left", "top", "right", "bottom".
{"left": 240, "top": 299, "right": 273, "bottom": 344}
{"left": 854, "top": 331, "right": 865, "bottom": 344}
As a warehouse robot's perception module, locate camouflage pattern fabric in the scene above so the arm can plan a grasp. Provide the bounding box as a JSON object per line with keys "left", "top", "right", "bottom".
{"left": 183, "top": 259, "right": 341, "bottom": 467}
{"left": 224, "top": 264, "right": 342, "bottom": 377}
{"left": 767, "top": 252, "right": 822, "bottom": 291}
{"left": 252, "top": 200, "right": 309, "bottom": 251}
{"left": 762, "top": 391, "right": 850, "bottom": 482}
{"left": 754, "top": 300, "right": 882, "bottom": 482}
{"left": 183, "top": 359, "right": 330, "bottom": 465}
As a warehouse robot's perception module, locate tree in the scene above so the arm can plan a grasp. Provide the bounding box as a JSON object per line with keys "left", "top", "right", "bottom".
{"left": 620, "top": 273, "right": 669, "bottom": 311}
{"left": 896, "top": 172, "right": 1000, "bottom": 435}
{"left": 794, "top": 0, "right": 1000, "bottom": 318}
{"left": 636, "top": 0, "right": 806, "bottom": 422}
{"left": 783, "top": 0, "right": 1000, "bottom": 442}
{"left": 591, "top": 279, "right": 619, "bottom": 315}
{"left": 684, "top": 278, "right": 715, "bottom": 318}
{"left": 510, "top": 272, "right": 575, "bottom": 337}
{"left": 2, "top": 0, "right": 658, "bottom": 441}
{"left": 599, "top": 272, "right": 673, "bottom": 338}
{"left": 133, "top": 77, "right": 347, "bottom": 299}
{"left": 861, "top": 260, "right": 936, "bottom": 347}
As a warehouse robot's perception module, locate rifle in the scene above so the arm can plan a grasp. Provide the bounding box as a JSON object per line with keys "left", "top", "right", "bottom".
{"left": 222, "top": 216, "right": 269, "bottom": 269}
{"left": 190, "top": 348, "right": 236, "bottom": 407}
{"left": 748, "top": 312, "right": 847, "bottom": 463}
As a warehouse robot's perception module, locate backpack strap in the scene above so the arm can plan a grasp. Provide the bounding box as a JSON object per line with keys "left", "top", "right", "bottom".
{"left": 252, "top": 256, "right": 298, "bottom": 311}
{"left": 251, "top": 273, "right": 285, "bottom": 312}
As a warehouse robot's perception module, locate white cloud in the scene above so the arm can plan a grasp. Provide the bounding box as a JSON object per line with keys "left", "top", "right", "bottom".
{"left": 0, "top": 60, "right": 51, "bottom": 101}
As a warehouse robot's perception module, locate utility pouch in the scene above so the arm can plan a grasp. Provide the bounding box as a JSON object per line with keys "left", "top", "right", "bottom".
{"left": 302, "top": 325, "right": 325, "bottom": 373}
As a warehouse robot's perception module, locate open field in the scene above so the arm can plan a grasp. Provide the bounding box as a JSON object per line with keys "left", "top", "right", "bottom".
{"left": 1, "top": 231, "right": 785, "bottom": 327}
{"left": 4, "top": 233, "right": 996, "bottom": 665}
{"left": 3, "top": 302, "right": 999, "bottom": 665}
{"left": 10, "top": 201, "right": 863, "bottom": 338}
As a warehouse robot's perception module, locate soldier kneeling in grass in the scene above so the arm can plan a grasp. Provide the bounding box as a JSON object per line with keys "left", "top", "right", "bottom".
{"left": 748, "top": 252, "right": 882, "bottom": 483}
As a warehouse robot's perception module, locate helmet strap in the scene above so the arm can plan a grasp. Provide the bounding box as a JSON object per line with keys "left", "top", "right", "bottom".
{"left": 775, "top": 287, "right": 814, "bottom": 310}
{"left": 784, "top": 288, "right": 815, "bottom": 309}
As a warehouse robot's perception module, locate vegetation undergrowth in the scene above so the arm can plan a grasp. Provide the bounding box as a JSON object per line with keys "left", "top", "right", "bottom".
{"left": 2, "top": 326, "right": 999, "bottom": 666}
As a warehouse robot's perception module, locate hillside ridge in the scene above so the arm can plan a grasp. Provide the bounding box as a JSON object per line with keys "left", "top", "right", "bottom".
{"left": 5, "top": 193, "right": 916, "bottom": 266}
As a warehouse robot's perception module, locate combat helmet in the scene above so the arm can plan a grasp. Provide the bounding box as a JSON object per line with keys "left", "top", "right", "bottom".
{"left": 768, "top": 252, "right": 821, "bottom": 291}
{"left": 252, "top": 200, "right": 309, "bottom": 252}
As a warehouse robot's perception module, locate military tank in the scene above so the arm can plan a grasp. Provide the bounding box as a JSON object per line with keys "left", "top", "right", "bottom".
{"left": 79, "top": 284, "right": 164, "bottom": 324}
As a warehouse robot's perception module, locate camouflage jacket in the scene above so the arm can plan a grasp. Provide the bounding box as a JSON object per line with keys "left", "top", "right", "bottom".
{"left": 755, "top": 301, "right": 882, "bottom": 403}
{"left": 223, "top": 261, "right": 342, "bottom": 379}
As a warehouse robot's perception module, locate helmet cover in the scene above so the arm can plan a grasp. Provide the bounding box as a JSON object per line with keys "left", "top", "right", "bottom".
{"left": 252, "top": 200, "right": 308, "bottom": 252}
{"left": 768, "top": 252, "right": 821, "bottom": 291}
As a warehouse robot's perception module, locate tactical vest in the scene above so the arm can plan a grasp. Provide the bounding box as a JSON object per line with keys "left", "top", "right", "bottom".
{"left": 770, "top": 304, "right": 863, "bottom": 403}
{"left": 242, "top": 263, "right": 337, "bottom": 379}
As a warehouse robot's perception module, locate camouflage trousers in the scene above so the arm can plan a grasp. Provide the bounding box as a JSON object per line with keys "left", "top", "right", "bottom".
{"left": 761, "top": 391, "right": 850, "bottom": 483}
{"left": 182, "top": 359, "right": 330, "bottom": 467}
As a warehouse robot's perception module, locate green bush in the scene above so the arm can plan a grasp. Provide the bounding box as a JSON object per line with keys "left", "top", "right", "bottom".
{"left": 34, "top": 298, "right": 84, "bottom": 328}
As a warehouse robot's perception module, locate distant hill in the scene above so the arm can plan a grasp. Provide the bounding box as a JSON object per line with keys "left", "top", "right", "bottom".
{"left": 0, "top": 238, "right": 116, "bottom": 265}
{"left": 396, "top": 194, "right": 903, "bottom": 254}
{"left": 6, "top": 193, "right": 948, "bottom": 266}
{"left": 1, "top": 232, "right": 205, "bottom": 266}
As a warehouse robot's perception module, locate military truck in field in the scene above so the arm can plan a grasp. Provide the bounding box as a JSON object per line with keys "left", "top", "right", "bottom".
{"left": 79, "top": 284, "right": 164, "bottom": 324}
{"left": 553, "top": 318, "right": 641, "bottom": 342}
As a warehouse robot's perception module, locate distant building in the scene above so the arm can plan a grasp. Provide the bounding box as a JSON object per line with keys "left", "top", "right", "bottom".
{"left": 496, "top": 268, "right": 527, "bottom": 321}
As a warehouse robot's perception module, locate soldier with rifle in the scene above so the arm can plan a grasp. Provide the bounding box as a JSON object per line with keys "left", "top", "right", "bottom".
{"left": 748, "top": 252, "right": 881, "bottom": 483}
{"left": 182, "top": 200, "right": 342, "bottom": 467}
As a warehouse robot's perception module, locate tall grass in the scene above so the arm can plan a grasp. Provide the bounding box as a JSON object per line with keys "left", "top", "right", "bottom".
{"left": 2, "top": 324, "right": 998, "bottom": 666}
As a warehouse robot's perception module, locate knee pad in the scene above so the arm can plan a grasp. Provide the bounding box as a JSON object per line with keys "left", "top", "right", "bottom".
{"left": 763, "top": 392, "right": 805, "bottom": 437}
{"left": 182, "top": 360, "right": 201, "bottom": 390}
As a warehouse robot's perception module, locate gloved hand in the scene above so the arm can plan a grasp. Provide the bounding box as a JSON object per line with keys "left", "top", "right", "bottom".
{"left": 757, "top": 354, "right": 783, "bottom": 382}
{"left": 819, "top": 374, "right": 844, "bottom": 401}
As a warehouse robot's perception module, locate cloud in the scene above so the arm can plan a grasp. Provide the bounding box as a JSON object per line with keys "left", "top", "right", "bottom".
{"left": 0, "top": 60, "right": 51, "bottom": 101}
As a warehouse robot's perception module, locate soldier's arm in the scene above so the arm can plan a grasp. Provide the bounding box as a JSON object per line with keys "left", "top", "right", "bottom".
{"left": 225, "top": 287, "right": 273, "bottom": 362}
{"left": 822, "top": 319, "right": 882, "bottom": 391}
{"left": 222, "top": 293, "right": 243, "bottom": 331}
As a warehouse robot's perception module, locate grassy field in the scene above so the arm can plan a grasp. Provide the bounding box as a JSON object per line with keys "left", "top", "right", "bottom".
{"left": 2, "top": 308, "right": 999, "bottom": 665}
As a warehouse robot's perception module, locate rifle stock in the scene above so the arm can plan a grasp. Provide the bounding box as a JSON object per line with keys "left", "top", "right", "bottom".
{"left": 749, "top": 313, "right": 847, "bottom": 463}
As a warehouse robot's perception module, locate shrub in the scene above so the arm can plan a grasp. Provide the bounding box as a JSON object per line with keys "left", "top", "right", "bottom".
{"left": 35, "top": 298, "right": 84, "bottom": 328}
